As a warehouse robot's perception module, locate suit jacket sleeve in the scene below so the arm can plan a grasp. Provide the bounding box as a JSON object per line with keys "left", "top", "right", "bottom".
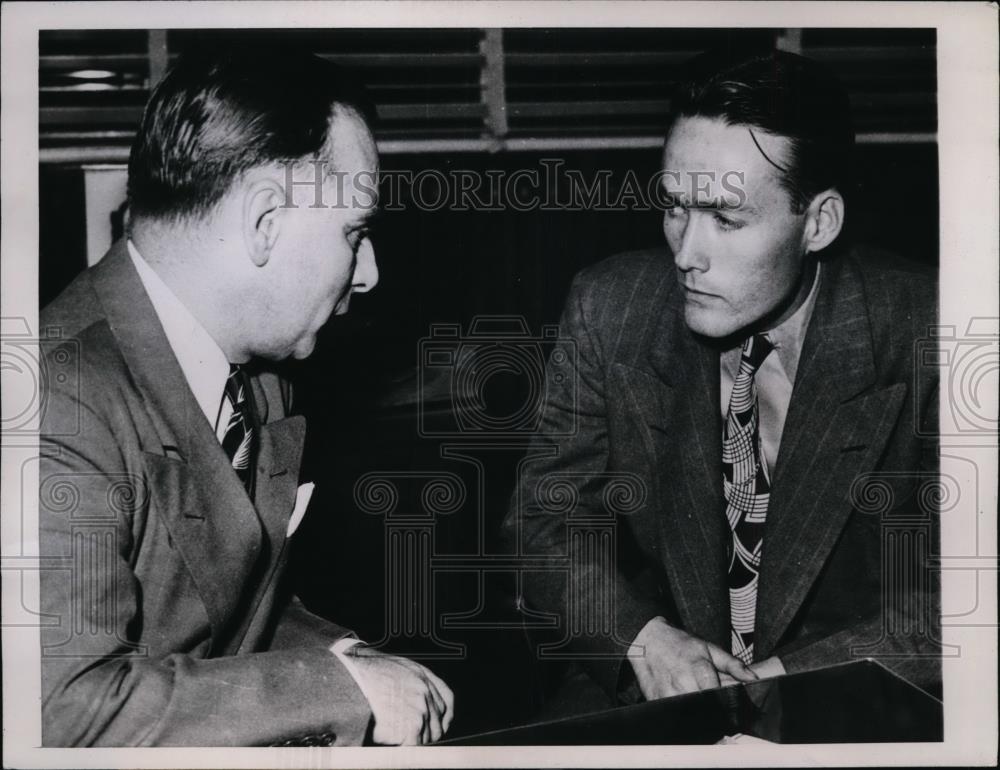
{"left": 39, "top": 355, "right": 372, "bottom": 747}
{"left": 503, "top": 270, "right": 665, "bottom": 699}
{"left": 268, "top": 594, "right": 357, "bottom": 650}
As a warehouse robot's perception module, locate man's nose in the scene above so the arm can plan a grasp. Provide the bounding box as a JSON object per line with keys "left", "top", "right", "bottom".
{"left": 352, "top": 238, "right": 379, "bottom": 294}
{"left": 671, "top": 212, "right": 710, "bottom": 273}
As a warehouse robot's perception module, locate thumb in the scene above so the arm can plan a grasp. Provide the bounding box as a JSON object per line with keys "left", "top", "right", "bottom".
{"left": 708, "top": 645, "right": 758, "bottom": 681}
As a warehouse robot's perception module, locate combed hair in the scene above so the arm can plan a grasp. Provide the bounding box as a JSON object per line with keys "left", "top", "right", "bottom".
{"left": 667, "top": 49, "right": 856, "bottom": 212}
{"left": 127, "top": 43, "right": 375, "bottom": 223}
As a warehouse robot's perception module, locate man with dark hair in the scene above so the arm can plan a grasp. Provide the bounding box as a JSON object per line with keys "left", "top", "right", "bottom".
{"left": 39, "top": 46, "right": 453, "bottom": 746}
{"left": 507, "top": 50, "right": 940, "bottom": 712}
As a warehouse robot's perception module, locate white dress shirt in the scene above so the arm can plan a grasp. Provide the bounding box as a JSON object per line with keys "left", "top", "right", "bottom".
{"left": 127, "top": 240, "right": 231, "bottom": 436}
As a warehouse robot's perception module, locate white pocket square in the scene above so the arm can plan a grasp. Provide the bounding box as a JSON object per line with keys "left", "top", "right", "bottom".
{"left": 287, "top": 482, "right": 315, "bottom": 537}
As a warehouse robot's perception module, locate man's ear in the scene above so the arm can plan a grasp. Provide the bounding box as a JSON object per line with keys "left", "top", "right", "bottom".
{"left": 802, "top": 188, "right": 845, "bottom": 254}
{"left": 243, "top": 177, "right": 286, "bottom": 267}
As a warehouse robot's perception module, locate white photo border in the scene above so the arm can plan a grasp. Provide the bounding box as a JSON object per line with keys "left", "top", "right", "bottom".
{"left": 2, "top": 2, "right": 997, "bottom": 767}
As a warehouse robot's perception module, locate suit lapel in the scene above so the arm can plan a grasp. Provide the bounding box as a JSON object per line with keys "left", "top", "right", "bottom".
{"left": 228, "top": 414, "right": 306, "bottom": 654}
{"left": 755, "top": 256, "right": 906, "bottom": 657}
{"left": 638, "top": 300, "right": 729, "bottom": 647}
{"left": 142, "top": 440, "right": 265, "bottom": 646}
{"left": 90, "top": 243, "right": 272, "bottom": 648}
{"left": 247, "top": 372, "right": 305, "bottom": 578}
{"left": 90, "top": 242, "right": 198, "bottom": 454}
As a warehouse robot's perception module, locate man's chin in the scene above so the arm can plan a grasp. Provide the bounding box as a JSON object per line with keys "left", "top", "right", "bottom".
{"left": 684, "top": 307, "right": 741, "bottom": 340}
{"left": 291, "top": 346, "right": 315, "bottom": 361}
{"left": 290, "top": 335, "right": 318, "bottom": 360}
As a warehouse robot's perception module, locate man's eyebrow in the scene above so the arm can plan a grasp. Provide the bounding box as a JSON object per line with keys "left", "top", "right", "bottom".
{"left": 662, "top": 191, "right": 758, "bottom": 215}
{"left": 689, "top": 199, "right": 758, "bottom": 214}
{"left": 349, "top": 206, "right": 382, "bottom": 228}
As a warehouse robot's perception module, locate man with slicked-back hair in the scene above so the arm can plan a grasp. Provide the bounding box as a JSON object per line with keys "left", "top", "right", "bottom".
{"left": 506, "top": 49, "right": 941, "bottom": 715}
{"left": 39, "top": 44, "right": 452, "bottom": 747}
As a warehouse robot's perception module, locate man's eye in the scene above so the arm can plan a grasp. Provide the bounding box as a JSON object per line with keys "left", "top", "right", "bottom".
{"left": 713, "top": 213, "right": 744, "bottom": 231}
{"left": 349, "top": 229, "right": 370, "bottom": 251}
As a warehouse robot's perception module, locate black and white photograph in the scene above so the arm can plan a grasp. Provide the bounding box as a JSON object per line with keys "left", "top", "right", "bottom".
{"left": 1, "top": 1, "right": 997, "bottom": 766}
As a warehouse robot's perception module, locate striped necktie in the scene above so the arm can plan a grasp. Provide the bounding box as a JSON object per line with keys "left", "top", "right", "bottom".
{"left": 723, "top": 333, "right": 774, "bottom": 665}
{"left": 221, "top": 364, "right": 257, "bottom": 499}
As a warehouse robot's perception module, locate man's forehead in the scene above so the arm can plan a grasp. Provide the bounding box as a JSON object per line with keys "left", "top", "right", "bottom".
{"left": 666, "top": 114, "right": 789, "bottom": 155}
{"left": 328, "top": 105, "right": 379, "bottom": 170}
{"left": 661, "top": 118, "right": 791, "bottom": 208}
{"left": 320, "top": 109, "right": 380, "bottom": 212}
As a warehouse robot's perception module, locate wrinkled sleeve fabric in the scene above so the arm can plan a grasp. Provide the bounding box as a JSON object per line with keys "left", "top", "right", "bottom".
{"left": 503, "top": 271, "right": 663, "bottom": 699}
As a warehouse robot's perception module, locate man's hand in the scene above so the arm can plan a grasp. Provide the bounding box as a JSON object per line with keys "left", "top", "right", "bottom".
{"left": 628, "top": 617, "right": 757, "bottom": 700}
{"left": 719, "top": 655, "right": 785, "bottom": 687}
{"left": 344, "top": 646, "right": 454, "bottom": 745}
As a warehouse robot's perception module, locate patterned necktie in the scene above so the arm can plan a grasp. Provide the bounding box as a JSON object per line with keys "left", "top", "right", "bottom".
{"left": 723, "top": 333, "right": 775, "bottom": 665}
{"left": 221, "top": 364, "right": 257, "bottom": 499}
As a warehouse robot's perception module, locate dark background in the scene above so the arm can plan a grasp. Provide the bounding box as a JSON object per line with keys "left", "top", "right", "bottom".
{"left": 38, "top": 28, "right": 938, "bottom": 738}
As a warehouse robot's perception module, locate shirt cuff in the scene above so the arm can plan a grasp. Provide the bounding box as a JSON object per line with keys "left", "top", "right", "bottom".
{"left": 329, "top": 638, "right": 376, "bottom": 707}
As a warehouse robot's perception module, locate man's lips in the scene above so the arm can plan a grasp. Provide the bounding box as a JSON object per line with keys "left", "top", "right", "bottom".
{"left": 681, "top": 285, "right": 719, "bottom": 298}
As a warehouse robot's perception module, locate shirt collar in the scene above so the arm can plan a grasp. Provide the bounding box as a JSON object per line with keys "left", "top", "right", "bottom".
{"left": 127, "top": 240, "right": 230, "bottom": 430}
{"left": 764, "top": 262, "right": 822, "bottom": 381}
{"left": 720, "top": 262, "right": 822, "bottom": 383}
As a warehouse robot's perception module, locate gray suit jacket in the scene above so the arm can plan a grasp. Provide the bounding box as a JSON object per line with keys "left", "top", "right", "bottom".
{"left": 506, "top": 245, "right": 941, "bottom": 700}
{"left": 39, "top": 241, "right": 371, "bottom": 746}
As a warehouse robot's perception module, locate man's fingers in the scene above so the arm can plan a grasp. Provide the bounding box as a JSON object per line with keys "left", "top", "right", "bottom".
{"left": 422, "top": 667, "right": 454, "bottom": 723}
{"left": 357, "top": 653, "right": 452, "bottom": 745}
{"left": 424, "top": 692, "right": 443, "bottom": 743}
{"left": 707, "top": 644, "right": 758, "bottom": 681}
{"left": 691, "top": 659, "right": 722, "bottom": 691}
{"left": 425, "top": 691, "right": 442, "bottom": 743}
{"left": 423, "top": 674, "right": 447, "bottom": 719}
{"left": 415, "top": 664, "right": 453, "bottom": 734}
{"left": 414, "top": 709, "right": 429, "bottom": 746}
{"left": 718, "top": 672, "right": 739, "bottom": 687}
{"left": 665, "top": 660, "right": 718, "bottom": 697}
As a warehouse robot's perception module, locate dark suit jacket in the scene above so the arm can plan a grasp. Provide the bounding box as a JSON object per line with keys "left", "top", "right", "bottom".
{"left": 506, "top": 245, "right": 941, "bottom": 702}
{"left": 39, "top": 241, "right": 371, "bottom": 746}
